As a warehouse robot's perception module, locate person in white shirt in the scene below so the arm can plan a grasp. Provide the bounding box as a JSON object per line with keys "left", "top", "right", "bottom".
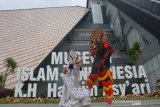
{"left": 59, "top": 50, "right": 91, "bottom": 107}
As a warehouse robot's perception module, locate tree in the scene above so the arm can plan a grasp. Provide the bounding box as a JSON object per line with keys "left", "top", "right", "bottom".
{"left": 126, "top": 42, "right": 143, "bottom": 84}
{"left": 126, "top": 42, "right": 142, "bottom": 66}
{"left": 0, "top": 74, "right": 4, "bottom": 89}
{"left": 2, "top": 57, "right": 17, "bottom": 88}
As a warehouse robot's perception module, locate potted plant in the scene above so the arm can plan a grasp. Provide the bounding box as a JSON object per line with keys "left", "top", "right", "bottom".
{"left": 126, "top": 42, "right": 142, "bottom": 66}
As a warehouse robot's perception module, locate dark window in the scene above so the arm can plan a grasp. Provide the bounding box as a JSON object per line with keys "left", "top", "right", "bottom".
{"left": 141, "top": 35, "right": 149, "bottom": 46}
{"left": 97, "top": 2, "right": 100, "bottom": 4}
{"left": 120, "top": 17, "right": 127, "bottom": 27}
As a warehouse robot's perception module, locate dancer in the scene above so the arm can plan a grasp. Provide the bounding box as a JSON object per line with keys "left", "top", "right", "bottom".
{"left": 59, "top": 50, "right": 91, "bottom": 107}
{"left": 86, "top": 30, "right": 114, "bottom": 105}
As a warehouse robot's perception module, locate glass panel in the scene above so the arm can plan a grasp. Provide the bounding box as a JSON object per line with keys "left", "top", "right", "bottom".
{"left": 156, "top": 69, "right": 160, "bottom": 78}
{"left": 150, "top": 72, "right": 156, "bottom": 85}
{"left": 148, "top": 60, "right": 153, "bottom": 73}
{"left": 143, "top": 63, "right": 149, "bottom": 74}
{"left": 152, "top": 56, "right": 159, "bottom": 70}
{"left": 158, "top": 53, "right": 160, "bottom": 65}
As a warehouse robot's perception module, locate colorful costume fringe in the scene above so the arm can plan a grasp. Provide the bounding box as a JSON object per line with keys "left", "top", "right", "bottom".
{"left": 86, "top": 46, "right": 114, "bottom": 104}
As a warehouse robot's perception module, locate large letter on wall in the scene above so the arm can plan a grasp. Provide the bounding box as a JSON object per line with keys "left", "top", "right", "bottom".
{"left": 51, "top": 52, "right": 63, "bottom": 64}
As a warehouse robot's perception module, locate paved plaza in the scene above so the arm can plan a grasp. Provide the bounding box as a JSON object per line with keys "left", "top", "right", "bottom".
{"left": 0, "top": 100, "right": 160, "bottom": 107}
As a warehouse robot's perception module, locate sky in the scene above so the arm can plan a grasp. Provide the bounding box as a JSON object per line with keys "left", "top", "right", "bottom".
{"left": 0, "top": 0, "right": 87, "bottom": 10}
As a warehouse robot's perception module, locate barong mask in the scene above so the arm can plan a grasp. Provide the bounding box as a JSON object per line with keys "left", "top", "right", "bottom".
{"left": 89, "top": 30, "right": 109, "bottom": 56}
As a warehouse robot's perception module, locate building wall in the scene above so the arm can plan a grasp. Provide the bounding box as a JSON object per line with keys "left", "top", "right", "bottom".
{"left": 120, "top": 10, "right": 160, "bottom": 91}
{"left": 126, "top": 0, "right": 160, "bottom": 16}
{"left": 106, "top": 3, "right": 122, "bottom": 38}
{"left": 88, "top": 0, "right": 104, "bottom": 7}
{"left": 105, "top": 1, "right": 128, "bottom": 64}
{"left": 143, "top": 53, "right": 160, "bottom": 91}
{"left": 91, "top": 4, "right": 104, "bottom": 24}
{"left": 105, "top": 0, "right": 160, "bottom": 91}
{"left": 0, "top": 6, "right": 89, "bottom": 89}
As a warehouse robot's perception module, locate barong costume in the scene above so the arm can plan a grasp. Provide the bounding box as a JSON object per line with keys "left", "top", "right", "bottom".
{"left": 86, "top": 30, "right": 114, "bottom": 104}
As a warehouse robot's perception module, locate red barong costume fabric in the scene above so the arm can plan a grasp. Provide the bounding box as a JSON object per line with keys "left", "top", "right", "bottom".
{"left": 86, "top": 30, "right": 114, "bottom": 104}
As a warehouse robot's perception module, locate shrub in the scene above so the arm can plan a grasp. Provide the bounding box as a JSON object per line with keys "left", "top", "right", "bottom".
{"left": 0, "top": 88, "right": 14, "bottom": 98}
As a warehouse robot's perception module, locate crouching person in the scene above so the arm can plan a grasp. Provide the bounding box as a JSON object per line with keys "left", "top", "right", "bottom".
{"left": 59, "top": 50, "right": 91, "bottom": 107}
